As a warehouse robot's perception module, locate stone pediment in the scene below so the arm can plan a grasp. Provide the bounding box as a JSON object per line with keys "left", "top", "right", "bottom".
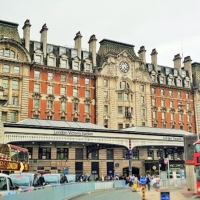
{"left": 59, "top": 95, "right": 68, "bottom": 102}
{"left": 46, "top": 94, "right": 55, "bottom": 100}
{"left": 32, "top": 92, "right": 42, "bottom": 99}
{"left": 84, "top": 97, "right": 92, "bottom": 103}
{"left": 72, "top": 97, "right": 80, "bottom": 103}
{"left": 72, "top": 56, "right": 81, "bottom": 61}
{"left": 45, "top": 109, "right": 54, "bottom": 115}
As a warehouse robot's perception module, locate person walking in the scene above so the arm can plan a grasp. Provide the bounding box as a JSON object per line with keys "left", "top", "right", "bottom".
{"left": 146, "top": 174, "right": 151, "bottom": 191}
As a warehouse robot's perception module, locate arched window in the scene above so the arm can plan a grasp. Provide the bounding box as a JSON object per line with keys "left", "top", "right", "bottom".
{"left": 120, "top": 81, "right": 129, "bottom": 89}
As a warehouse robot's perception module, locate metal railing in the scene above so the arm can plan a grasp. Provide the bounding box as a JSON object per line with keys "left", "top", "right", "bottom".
{"left": 159, "top": 178, "right": 186, "bottom": 188}
{"left": 1, "top": 180, "right": 126, "bottom": 200}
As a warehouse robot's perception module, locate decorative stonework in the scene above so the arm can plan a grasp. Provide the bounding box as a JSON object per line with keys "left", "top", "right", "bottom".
{"left": 46, "top": 94, "right": 55, "bottom": 100}
{"left": 84, "top": 98, "right": 92, "bottom": 104}
{"left": 72, "top": 97, "right": 80, "bottom": 103}
{"left": 59, "top": 95, "right": 68, "bottom": 102}
{"left": 32, "top": 92, "right": 42, "bottom": 99}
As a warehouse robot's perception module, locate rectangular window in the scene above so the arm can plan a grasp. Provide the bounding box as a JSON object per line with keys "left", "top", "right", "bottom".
{"left": 104, "top": 80, "right": 108, "bottom": 87}
{"left": 12, "top": 80, "right": 19, "bottom": 90}
{"left": 85, "top": 90, "right": 90, "bottom": 98}
{"left": 57, "top": 148, "right": 68, "bottom": 160}
{"left": 0, "top": 49, "right": 3, "bottom": 56}
{"left": 141, "top": 109, "right": 145, "bottom": 117}
{"left": 48, "top": 73, "right": 53, "bottom": 80}
{"left": 177, "top": 79, "right": 181, "bottom": 86}
{"left": 170, "top": 113, "right": 174, "bottom": 120}
{"left": 107, "top": 149, "right": 114, "bottom": 160}
{"left": 34, "top": 99, "right": 39, "bottom": 108}
{"left": 147, "top": 150, "right": 154, "bottom": 159}
{"left": 85, "top": 78, "right": 90, "bottom": 85}
{"left": 3, "top": 65, "right": 9, "bottom": 73}
{"left": 132, "top": 149, "right": 139, "bottom": 160}
{"left": 180, "top": 126, "right": 183, "bottom": 130}
{"left": 141, "top": 96, "right": 144, "bottom": 103}
{"left": 170, "top": 101, "right": 173, "bottom": 108}
{"left": 85, "top": 104, "right": 90, "bottom": 112}
{"left": 104, "top": 119, "right": 108, "bottom": 128}
{"left": 48, "top": 57, "right": 54, "bottom": 66}
{"left": 104, "top": 105, "right": 108, "bottom": 113}
{"left": 47, "top": 85, "right": 53, "bottom": 94}
{"left": 187, "top": 103, "right": 190, "bottom": 110}
{"left": 61, "top": 60, "right": 67, "bottom": 68}
{"left": 2, "top": 80, "right": 8, "bottom": 89}
{"left": 124, "top": 94, "right": 128, "bottom": 101}
{"left": 161, "top": 89, "right": 164, "bottom": 96}
{"left": 34, "top": 71, "right": 40, "bottom": 79}
{"left": 5, "top": 50, "right": 9, "bottom": 57}
{"left": 60, "top": 87, "right": 66, "bottom": 95}
{"left": 13, "top": 66, "right": 20, "bottom": 74}
{"left": 104, "top": 91, "right": 108, "bottom": 99}
{"left": 187, "top": 115, "right": 191, "bottom": 122}
{"left": 61, "top": 102, "right": 66, "bottom": 110}
{"left": 152, "top": 88, "right": 155, "bottom": 94}
{"left": 38, "top": 148, "right": 51, "bottom": 159}
{"left": 10, "top": 112, "right": 15, "bottom": 123}
{"left": 118, "top": 106, "right": 123, "bottom": 114}
{"left": 125, "top": 124, "right": 130, "bottom": 128}
{"left": 73, "top": 103, "right": 78, "bottom": 111}
{"left": 186, "top": 93, "right": 189, "bottom": 99}
{"left": 85, "top": 64, "right": 90, "bottom": 72}
{"left": 118, "top": 124, "right": 123, "bottom": 129}
{"left": 178, "top": 91, "right": 181, "bottom": 98}
{"left": 35, "top": 55, "right": 41, "bottom": 64}
{"left": 73, "top": 76, "right": 78, "bottom": 84}
{"left": 118, "top": 93, "right": 122, "bottom": 101}
{"left": 121, "top": 82, "right": 126, "bottom": 89}
{"left": 75, "top": 148, "right": 83, "bottom": 160}
{"left": 1, "top": 112, "right": 7, "bottom": 122}
{"left": 73, "top": 62, "right": 79, "bottom": 70}
{"left": 33, "top": 115, "right": 39, "bottom": 119}
{"left": 73, "top": 88, "right": 78, "bottom": 97}
{"left": 47, "top": 100, "right": 53, "bottom": 109}
{"left": 12, "top": 97, "right": 18, "bottom": 106}
{"left": 61, "top": 117, "right": 65, "bottom": 120}
{"left": 160, "top": 77, "right": 164, "bottom": 84}
{"left": 85, "top": 118, "right": 90, "bottom": 123}
{"left": 47, "top": 116, "right": 52, "bottom": 120}
{"left": 162, "top": 112, "right": 165, "bottom": 119}
{"left": 152, "top": 111, "right": 156, "bottom": 119}
{"left": 179, "top": 114, "right": 183, "bottom": 121}
{"left": 169, "top": 90, "right": 173, "bottom": 97}
{"left": 61, "top": 75, "right": 66, "bottom": 82}
{"left": 152, "top": 99, "right": 156, "bottom": 106}
{"left": 71, "top": 50, "right": 78, "bottom": 58}
{"left": 83, "top": 52, "right": 89, "bottom": 60}
{"left": 161, "top": 99, "right": 165, "bottom": 107}
{"left": 34, "top": 84, "right": 40, "bottom": 92}
{"left": 11, "top": 51, "right": 15, "bottom": 58}
{"left": 140, "top": 85, "right": 144, "bottom": 92}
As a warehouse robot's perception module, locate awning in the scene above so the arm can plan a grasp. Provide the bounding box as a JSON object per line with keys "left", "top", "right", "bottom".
{"left": 9, "top": 144, "right": 28, "bottom": 152}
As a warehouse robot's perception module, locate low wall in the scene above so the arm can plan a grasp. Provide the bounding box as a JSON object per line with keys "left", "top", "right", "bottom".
{"left": 1, "top": 180, "right": 126, "bottom": 200}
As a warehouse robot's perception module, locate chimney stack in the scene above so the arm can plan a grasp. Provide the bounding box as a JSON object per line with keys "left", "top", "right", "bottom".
{"left": 173, "top": 54, "right": 182, "bottom": 69}
{"left": 22, "top": 19, "right": 31, "bottom": 52}
{"left": 138, "top": 46, "right": 146, "bottom": 63}
{"left": 151, "top": 49, "right": 158, "bottom": 65}
{"left": 183, "top": 56, "right": 193, "bottom": 82}
{"left": 88, "top": 34, "right": 97, "bottom": 67}
{"left": 74, "top": 31, "right": 82, "bottom": 59}
{"left": 40, "top": 23, "right": 48, "bottom": 58}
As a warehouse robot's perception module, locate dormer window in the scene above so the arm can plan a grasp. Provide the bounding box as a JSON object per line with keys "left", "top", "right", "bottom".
{"left": 35, "top": 55, "right": 41, "bottom": 64}
{"left": 0, "top": 49, "right": 15, "bottom": 58}
{"left": 160, "top": 76, "right": 164, "bottom": 84}
{"left": 166, "top": 68, "right": 170, "bottom": 75}
{"left": 174, "top": 69, "right": 178, "bottom": 76}
{"left": 61, "top": 60, "right": 67, "bottom": 68}
{"left": 47, "top": 45, "right": 53, "bottom": 53}
{"left": 85, "top": 64, "right": 90, "bottom": 72}
{"left": 168, "top": 78, "right": 173, "bottom": 85}
{"left": 182, "top": 70, "right": 186, "bottom": 77}
{"left": 177, "top": 79, "right": 181, "bottom": 86}
{"left": 71, "top": 50, "right": 78, "bottom": 58}
{"left": 48, "top": 57, "right": 54, "bottom": 67}
{"left": 83, "top": 52, "right": 89, "bottom": 60}
{"left": 59, "top": 47, "right": 66, "bottom": 55}
{"left": 73, "top": 62, "right": 79, "bottom": 70}
{"left": 34, "top": 42, "right": 41, "bottom": 50}
{"left": 185, "top": 80, "right": 189, "bottom": 87}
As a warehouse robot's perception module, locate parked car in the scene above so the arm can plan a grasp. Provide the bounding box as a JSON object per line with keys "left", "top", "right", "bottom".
{"left": 9, "top": 173, "right": 43, "bottom": 191}
{"left": 43, "top": 173, "right": 67, "bottom": 185}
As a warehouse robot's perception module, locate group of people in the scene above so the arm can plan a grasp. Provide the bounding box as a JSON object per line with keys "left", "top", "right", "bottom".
{"left": 127, "top": 174, "right": 161, "bottom": 192}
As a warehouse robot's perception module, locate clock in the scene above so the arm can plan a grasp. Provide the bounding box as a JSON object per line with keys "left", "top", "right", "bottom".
{"left": 119, "top": 61, "right": 129, "bottom": 73}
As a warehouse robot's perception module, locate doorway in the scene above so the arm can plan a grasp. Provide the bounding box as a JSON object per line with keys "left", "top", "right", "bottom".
{"left": 123, "top": 167, "right": 139, "bottom": 177}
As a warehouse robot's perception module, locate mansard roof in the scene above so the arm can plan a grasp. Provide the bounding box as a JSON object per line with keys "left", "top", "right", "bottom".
{"left": 0, "top": 20, "right": 21, "bottom": 43}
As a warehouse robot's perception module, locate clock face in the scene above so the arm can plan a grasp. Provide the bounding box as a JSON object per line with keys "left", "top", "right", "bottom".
{"left": 119, "top": 61, "right": 129, "bottom": 73}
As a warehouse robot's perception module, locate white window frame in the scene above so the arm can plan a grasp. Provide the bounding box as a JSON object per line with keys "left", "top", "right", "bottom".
{"left": 34, "top": 70, "right": 40, "bottom": 79}
{"left": 61, "top": 75, "right": 66, "bottom": 82}
{"left": 12, "top": 80, "right": 19, "bottom": 90}
{"left": 60, "top": 87, "right": 66, "bottom": 95}
{"left": 47, "top": 85, "right": 53, "bottom": 94}
{"left": 34, "top": 84, "right": 40, "bottom": 92}
{"left": 73, "top": 88, "right": 78, "bottom": 97}
{"left": 13, "top": 66, "right": 20, "bottom": 74}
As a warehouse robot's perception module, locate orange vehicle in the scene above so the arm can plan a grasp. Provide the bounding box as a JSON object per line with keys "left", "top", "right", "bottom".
{"left": 0, "top": 144, "right": 29, "bottom": 173}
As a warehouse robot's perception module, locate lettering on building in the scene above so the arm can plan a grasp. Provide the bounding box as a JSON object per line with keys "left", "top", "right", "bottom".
{"left": 163, "top": 137, "right": 183, "bottom": 141}
{"left": 54, "top": 130, "right": 93, "bottom": 136}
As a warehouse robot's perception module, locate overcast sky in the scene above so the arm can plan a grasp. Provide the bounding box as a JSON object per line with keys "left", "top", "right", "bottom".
{"left": 1, "top": 0, "right": 200, "bottom": 67}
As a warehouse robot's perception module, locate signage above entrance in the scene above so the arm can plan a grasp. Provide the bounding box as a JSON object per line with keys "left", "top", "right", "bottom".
{"left": 54, "top": 130, "right": 93, "bottom": 136}
{"left": 163, "top": 136, "right": 183, "bottom": 141}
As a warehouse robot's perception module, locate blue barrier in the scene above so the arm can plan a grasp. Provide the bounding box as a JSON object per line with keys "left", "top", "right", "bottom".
{"left": 1, "top": 181, "right": 125, "bottom": 200}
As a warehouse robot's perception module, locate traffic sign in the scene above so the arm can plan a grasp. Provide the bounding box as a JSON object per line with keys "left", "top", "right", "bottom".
{"left": 161, "top": 192, "right": 170, "bottom": 200}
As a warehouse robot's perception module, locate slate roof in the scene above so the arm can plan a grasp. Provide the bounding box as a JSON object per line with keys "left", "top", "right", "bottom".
{"left": 16, "top": 118, "right": 107, "bottom": 130}
{"left": 121, "top": 126, "right": 193, "bottom": 136}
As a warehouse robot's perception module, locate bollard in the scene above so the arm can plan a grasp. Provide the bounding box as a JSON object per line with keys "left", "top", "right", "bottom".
{"left": 141, "top": 185, "right": 145, "bottom": 200}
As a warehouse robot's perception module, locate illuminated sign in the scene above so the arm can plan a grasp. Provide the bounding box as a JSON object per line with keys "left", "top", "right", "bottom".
{"left": 54, "top": 130, "right": 93, "bottom": 136}
{"left": 163, "top": 137, "right": 183, "bottom": 141}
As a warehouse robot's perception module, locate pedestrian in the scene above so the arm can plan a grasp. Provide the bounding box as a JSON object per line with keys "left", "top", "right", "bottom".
{"left": 146, "top": 174, "right": 151, "bottom": 191}
{"left": 155, "top": 175, "right": 160, "bottom": 191}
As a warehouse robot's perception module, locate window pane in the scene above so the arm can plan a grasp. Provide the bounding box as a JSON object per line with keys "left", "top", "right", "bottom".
{"left": 61, "top": 60, "right": 67, "bottom": 68}
{"left": 13, "top": 66, "right": 19, "bottom": 74}
{"left": 34, "top": 84, "right": 40, "bottom": 92}
{"left": 61, "top": 75, "right": 66, "bottom": 82}
{"left": 74, "top": 103, "right": 78, "bottom": 111}
{"left": 73, "top": 76, "right": 78, "bottom": 83}
{"left": 12, "top": 81, "right": 19, "bottom": 90}
{"left": 75, "top": 148, "right": 83, "bottom": 160}
{"left": 47, "top": 86, "right": 53, "bottom": 94}
{"left": 0, "top": 49, "right": 3, "bottom": 56}
{"left": 104, "top": 80, "right": 108, "bottom": 87}
{"left": 61, "top": 87, "right": 66, "bottom": 95}
{"left": 3, "top": 65, "right": 9, "bottom": 73}
{"left": 85, "top": 90, "right": 90, "bottom": 98}
{"left": 35, "top": 55, "right": 41, "bottom": 63}
{"left": 34, "top": 99, "right": 39, "bottom": 108}
{"left": 10, "top": 112, "right": 15, "bottom": 122}
{"left": 104, "top": 91, "right": 108, "bottom": 99}
{"left": 85, "top": 78, "right": 90, "bottom": 85}
{"left": 49, "top": 57, "right": 54, "bottom": 66}
{"left": 61, "top": 102, "right": 66, "bottom": 110}
{"left": 74, "top": 62, "right": 79, "bottom": 70}
{"left": 85, "top": 104, "right": 90, "bottom": 112}
{"left": 48, "top": 73, "right": 53, "bottom": 80}
{"left": 118, "top": 106, "right": 123, "bottom": 114}
{"left": 118, "top": 93, "right": 122, "bottom": 101}
{"left": 5, "top": 50, "right": 9, "bottom": 57}
{"left": 47, "top": 101, "right": 53, "bottom": 109}
{"left": 104, "top": 105, "right": 108, "bottom": 113}
{"left": 12, "top": 97, "right": 18, "bottom": 106}
{"left": 10, "top": 50, "right": 15, "bottom": 58}
{"left": 2, "top": 80, "right": 8, "bottom": 89}
{"left": 73, "top": 89, "right": 78, "bottom": 96}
